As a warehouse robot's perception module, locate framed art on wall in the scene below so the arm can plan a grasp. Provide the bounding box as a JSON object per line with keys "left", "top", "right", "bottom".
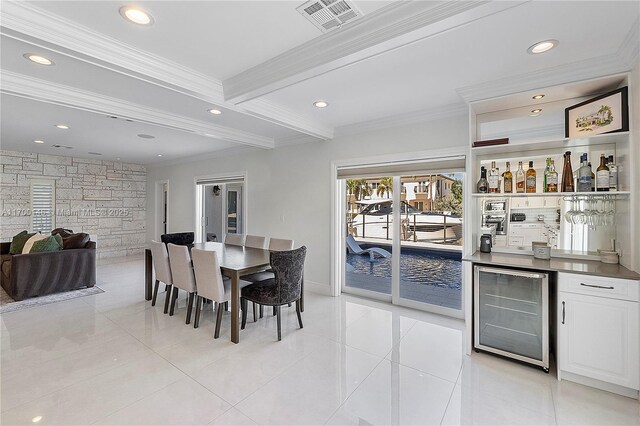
{"left": 565, "top": 86, "right": 629, "bottom": 138}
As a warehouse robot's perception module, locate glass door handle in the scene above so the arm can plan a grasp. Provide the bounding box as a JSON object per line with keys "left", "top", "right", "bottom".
{"left": 561, "top": 301, "right": 565, "bottom": 324}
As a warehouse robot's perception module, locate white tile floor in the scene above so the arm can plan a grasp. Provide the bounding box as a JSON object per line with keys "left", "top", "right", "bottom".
{"left": 1, "top": 255, "right": 639, "bottom": 425}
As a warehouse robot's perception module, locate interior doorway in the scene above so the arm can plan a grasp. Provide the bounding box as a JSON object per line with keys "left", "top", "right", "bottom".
{"left": 195, "top": 175, "right": 246, "bottom": 243}
{"left": 155, "top": 180, "right": 169, "bottom": 239}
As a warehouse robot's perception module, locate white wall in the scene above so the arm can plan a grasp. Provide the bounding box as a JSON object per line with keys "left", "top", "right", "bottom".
{"left": 146, "top": 115, "right": 469, "bottom": 291}
{"left": 631, "top": 61, "right": 640, "bottom": 271}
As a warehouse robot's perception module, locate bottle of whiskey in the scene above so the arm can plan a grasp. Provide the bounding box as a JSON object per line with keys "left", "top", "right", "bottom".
{"left": 477, "top": 167, "right": 488, "bottom": 193}
{"left": 526, "top": 161, "right": 536, "bottom": 193}
{"left": 561, "top": 151, "right": 574, "bottom": 192}
{"left": 608, "top": 155, "right": 618, "bottom": 191}
{"left": 516, "top": 161, "right": 525, "bottom": 193}
{"left": 577, "top": 154, "right": 592, "bottom": 192}
{"left": 596, "top": 154, "right": 609, "bottom": 192}
{"left": 547, "top": 160, "right": 558, "bottom": 192}
{"left": 503, "top": 162, "right": 513, "bottom": 193}
{"left": 488, "top": 161, "right": 499, "bottom": 193}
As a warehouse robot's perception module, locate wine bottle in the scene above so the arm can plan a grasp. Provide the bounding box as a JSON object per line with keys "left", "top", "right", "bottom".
{"left": 596, "top": 154, "right": 609, "bottom": 191}
{"left": 503, "top": 162, "right": 513, "bottom": 193}
{"left": 543, "top": 157, "right": 550, "bottom": 193}
{"left": 526, "top": 161, "right": 536, "bottom": 193}
{"left": 516, "top": 161, "right": 525, "bottom": 193}
{"left": 477, "top": 167, "right": 488, "bottom": 193}
{"left": 561, "top": 151, "right": 574, "bottom": 192}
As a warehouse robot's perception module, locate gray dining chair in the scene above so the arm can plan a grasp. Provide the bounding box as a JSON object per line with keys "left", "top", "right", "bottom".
{"left": 191, "top": 248, "right": 231, "bottom": 338}
{"left": 150, "top": 240, "right": 173, "bottom": 313}
{"left": 245, "top": 235, "right": 267, "bottom": 249}
{"left": 225, "top": 233, "right": 246, "bottom": 246}
{"left": 241, "top": 246, "right": 307, "bottom": 341}
{"left": 167, "top": 243, "right": 198, "bottom": 324}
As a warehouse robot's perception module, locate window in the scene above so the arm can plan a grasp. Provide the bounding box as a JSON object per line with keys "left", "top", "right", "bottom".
{"left": 31, "top": 179, "right": 55, "bottom": 233}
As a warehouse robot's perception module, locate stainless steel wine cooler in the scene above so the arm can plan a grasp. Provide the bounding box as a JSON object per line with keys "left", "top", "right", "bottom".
{"left": 474, "top": 265, "right": 549, "bottom": 371}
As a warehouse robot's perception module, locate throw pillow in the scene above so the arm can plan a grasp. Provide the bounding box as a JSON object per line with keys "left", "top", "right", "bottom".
{"left": 30, "top": 235, "right": 63, "bottom": 253}
{"left": 9, "top": 231, "right": 36, "bottom": 254}
{"left": 62, "top": 233, "right": 90, "bottom": 250}
{"left": 22, "top": 233, "right": 48, "bottom": 254}
{"left": 53, "top": 233, "right": 63, "bottom": 249}
{"left": 51, "top": 228, "right": 74, "bottom": 238}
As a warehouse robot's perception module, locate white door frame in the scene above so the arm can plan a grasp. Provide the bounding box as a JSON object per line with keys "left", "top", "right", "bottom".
{"left": 330, "top": 146, "right": 468, "bottom": 318}
{"left": 154, "top": 179, "right": 169, "bottom": 240}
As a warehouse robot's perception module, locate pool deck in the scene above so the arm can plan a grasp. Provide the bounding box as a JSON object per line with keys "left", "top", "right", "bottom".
{"left": 345, "top": 272, "right": 461, "bottom": 310}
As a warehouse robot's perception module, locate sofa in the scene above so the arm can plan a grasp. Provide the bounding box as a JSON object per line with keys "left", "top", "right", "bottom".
{"left": 1, "top": 232, "right": 96, "bottom": 301}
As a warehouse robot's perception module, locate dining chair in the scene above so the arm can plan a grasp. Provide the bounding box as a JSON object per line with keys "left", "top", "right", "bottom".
{"left": 191, "top": 248, "right": 231, "bottom": 338}
{"left": 224, "top": 233, "right": 246, "bottom": 246}
{"left": 161, "top": 232, "right": 195, "bottom": 245}
{"left": 166, "top": 243, "right": 198, "bottom": 324}
{"left": 241, "top": 246, "right": 306, "bottom": 341}
{"left": 245, "top": 235, "right": 267, "bottom": 249}
{"left": 150, "top": 240, "right": 173, "bottom": 312}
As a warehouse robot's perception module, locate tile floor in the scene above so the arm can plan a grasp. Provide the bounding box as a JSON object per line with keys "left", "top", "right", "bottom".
{"left": 1, "top": 255, "right": 639, "bottom": 425}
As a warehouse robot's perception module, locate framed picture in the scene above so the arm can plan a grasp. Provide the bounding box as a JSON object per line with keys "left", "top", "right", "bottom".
{"left": 565, "top": 86, "right": 628, "bottom": 138}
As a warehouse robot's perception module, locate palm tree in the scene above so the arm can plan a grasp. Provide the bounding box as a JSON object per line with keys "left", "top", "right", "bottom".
{"left": 346, "top": 179, "right": 359, "bottom": 200}
{"left": 376, "top": 177, "right": 393, "bottom": 198}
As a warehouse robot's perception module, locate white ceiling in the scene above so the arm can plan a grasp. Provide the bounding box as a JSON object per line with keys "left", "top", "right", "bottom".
{"left": 1, "top": 1, "right": 638, "bottom": 164}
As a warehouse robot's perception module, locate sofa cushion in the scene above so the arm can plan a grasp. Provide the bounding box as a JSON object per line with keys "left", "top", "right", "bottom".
{"left": 22, "top": 234, "right": 48, "bottom": 254}
{"left": 30, "top": 235, "right": 63, "bottom": 253}
{"left": 9, "top": 231, "right": 35, "bottom": 254}
{"left": 62, "top": 233, "right": 90, "bottom": 250}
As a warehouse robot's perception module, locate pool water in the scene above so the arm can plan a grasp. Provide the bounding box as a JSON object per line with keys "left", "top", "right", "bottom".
{"left": 346, "top": 247, "right": 462, "bottom": 290}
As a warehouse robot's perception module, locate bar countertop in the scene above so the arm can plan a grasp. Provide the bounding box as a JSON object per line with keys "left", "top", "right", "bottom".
{"left": 463, "top": 251, "right": 640, "bottom": 280}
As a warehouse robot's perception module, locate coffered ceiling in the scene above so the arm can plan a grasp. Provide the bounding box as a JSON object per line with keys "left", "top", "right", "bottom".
{"left": 1, "top": 1, "right": 638, "bottom": 164}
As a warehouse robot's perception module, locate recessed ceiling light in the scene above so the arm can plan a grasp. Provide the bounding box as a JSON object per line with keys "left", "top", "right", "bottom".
{"left": 137, "top": 134, "right": 155, "bottom": 139}
{"left": 531, "top": 109, "right": 542, "bottom": 114}
{"left": 119, "top": 6, "right": 154, "bottom": 25}
{"left": 116, "top": 157, "right": 121, "bottom": 161}
{"left": 55, "top": 124, "right": 69, "bottom": 129}
{"left": 32, "top": 416, "right": 42, "bottom": 423}
{"left": 208, "top": 108, "right": 222, "bottom": 115}
{"left": 33, "top": 140, "right": 45, "bottom": 144}
{"left": 23, "top": 53, "right": 54, "bottom": 66}
{"left": 532, "top": 94, "right": 545, "bottom": 100}
{"left": 527, "top": 39, "right": 558, "bottom": 54}
{"left": 313, "top": 100, "right": 328, "bottom": 108}
{"left": 157, "top": 154, "right": 162, "bottom": 157}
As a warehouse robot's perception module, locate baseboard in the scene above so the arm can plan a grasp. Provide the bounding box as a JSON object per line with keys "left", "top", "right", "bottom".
{"left": 304, "top": 280, "right": 333, "bottom": 296}
{"left": 559, "top": 370, "right": 639, "bottom": 399}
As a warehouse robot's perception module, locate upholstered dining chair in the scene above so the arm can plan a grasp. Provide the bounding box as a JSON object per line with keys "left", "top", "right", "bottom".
{"left": 241, "top": 246, "right": 306, "bottom": 341}
{"left": 245, "top": 235, "right": 267, "bottom": 249}
{"left": 166, "top": 243, "right": 197, "bottom": 324}
{"left": 224, "top": 233, "right": 246, "bottom": 246}
{"left": 150, "top": 240, "right": 173, "bottom": 312}
{"left": 191, "top": 248, "right": 231, "bottom": 338}
{"left": 161, "top": 232, "right": 194, "bottom": 246}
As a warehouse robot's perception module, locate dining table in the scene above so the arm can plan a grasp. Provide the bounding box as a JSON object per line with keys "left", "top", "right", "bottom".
{"left": 144, "top": 241, "right": 304, "bottom": 343}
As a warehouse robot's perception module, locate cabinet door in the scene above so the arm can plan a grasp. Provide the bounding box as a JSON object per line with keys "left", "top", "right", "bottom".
{"left": 558, "top": 292, "right": 639, "bottom": 389}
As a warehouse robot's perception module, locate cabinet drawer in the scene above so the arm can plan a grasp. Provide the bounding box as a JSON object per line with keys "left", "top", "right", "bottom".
{"left": 558, "top": 272, "right": 639, "bottom": 302}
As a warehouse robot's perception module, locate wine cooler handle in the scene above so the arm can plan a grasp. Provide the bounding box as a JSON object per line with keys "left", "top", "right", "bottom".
{"left": 562, "top": 301, "right": 565, "bottom": 325}
{"left": 580, "top": 283, "right": 614, "bottom": 290}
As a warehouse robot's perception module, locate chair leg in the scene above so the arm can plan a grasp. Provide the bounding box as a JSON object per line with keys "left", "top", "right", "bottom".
{"left": 152, "top": 280, "right": 160, "bottom": 306}
{"left": 273, "top": 306, "right": 277, "bottom": 316}
{"left": 169, "top": 287, "right": 179, "bottom": 316}
{"left": 276, "top": 306, "right": 282, "bottom": 341}
{"left": 194, "top": 296, "right": 202, "bottom": 329}
{"left": 296, "top": 299, "right": 303, "bottom": 329}
{"left": 259, "top": 305, "right": 264, "bottom": 318}
{"left": 253, "top": 302, "right": 257, "bottom": 322}
{"left": 186, "top": 292, "right": 195, "bottom": 324}
{"left": 241, "top": 298, "right": 248, "bottom": 330}
{"left": 164, "top": 285, "right": 172, "bottom": 314}
{"left": 224, "top": 301, "right": 229, "bottom": 311}
{"left": 214, "top": 302, "right": 224, "bottom": 339}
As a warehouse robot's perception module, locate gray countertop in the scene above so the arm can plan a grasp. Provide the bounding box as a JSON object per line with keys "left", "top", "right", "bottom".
{"left": 463, "top": 251, "right": 640, "bottom": 280}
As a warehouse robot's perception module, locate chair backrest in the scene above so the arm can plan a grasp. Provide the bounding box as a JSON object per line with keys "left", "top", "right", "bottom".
{"left": 191, "top": 249, "right": 226, "bottom": 302}
{"left": 167, "top": 243, "right": 196, "bottom": 293}
{"left": 269, "top": 238, "right": 294, "bottom": 251}
{"left": 270, "top": 246, "right": 306, "bottom": 304}
{"left": 161, "top": 232, "right": 194, "bottom": 246}
{"left": 150, "top": 240, "right": 172, "bottom": 285}
{"left": 345, "top": 235, "right": 362, "bottom": 254}
{"left": 225, "top": 233, "right": 246, "bottom": 246}
{"left": 245, "top": 235, "right": 267, "bottom": 249}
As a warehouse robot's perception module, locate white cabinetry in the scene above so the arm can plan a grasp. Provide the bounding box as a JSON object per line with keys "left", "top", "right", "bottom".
{"left": 557, "top": 272, "right": 639, "bottom": 396}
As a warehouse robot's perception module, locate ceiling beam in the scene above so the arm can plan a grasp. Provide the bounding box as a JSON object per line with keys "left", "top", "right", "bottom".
{"left": 223, "top": 1, "right": 526, "bottom": 104}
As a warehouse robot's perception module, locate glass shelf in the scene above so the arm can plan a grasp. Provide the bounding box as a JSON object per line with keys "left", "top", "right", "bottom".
{"left": 471, "top": 191, "right": 630, "bottom": 198}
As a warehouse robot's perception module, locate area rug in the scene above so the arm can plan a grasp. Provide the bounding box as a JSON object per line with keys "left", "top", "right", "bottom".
{"left": 0, "top": 286, "right": 104, "bottom": 314}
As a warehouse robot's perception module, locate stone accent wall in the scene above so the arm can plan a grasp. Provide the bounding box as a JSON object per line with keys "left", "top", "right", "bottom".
{"left": 0, "top": 150, "right": 146, "bottom": 258}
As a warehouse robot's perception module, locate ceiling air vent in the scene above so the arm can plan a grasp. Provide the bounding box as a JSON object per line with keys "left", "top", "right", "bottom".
{"left": 297, "top": 0, "right": 363, "bottom": 33}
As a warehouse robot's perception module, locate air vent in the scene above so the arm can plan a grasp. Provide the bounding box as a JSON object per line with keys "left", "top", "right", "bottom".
{"left": 297, "top": 0, "right": 362, "bottom": 33}
{"left": 52, "top": 144, "right": 73, "bottom": 149}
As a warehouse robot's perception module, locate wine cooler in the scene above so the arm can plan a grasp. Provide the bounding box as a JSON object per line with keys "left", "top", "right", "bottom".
{"left": 474, "top": 265, "right": 549, "bottom": 371}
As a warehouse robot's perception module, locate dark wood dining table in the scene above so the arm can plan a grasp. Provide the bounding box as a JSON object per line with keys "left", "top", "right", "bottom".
{"left": 144, "top": 241, "right": 303, "bottom": 343}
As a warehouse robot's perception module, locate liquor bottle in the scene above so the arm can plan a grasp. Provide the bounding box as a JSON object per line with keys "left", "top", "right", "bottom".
{"left": 526, "top": 161, "right": 536, "bottom": 193}
{"left": 543, "top": 157, "right": 551, "bottom": 193}
{"left": 589, "top": 162, "right": 595, "bottom": 191}
{"left": 496, "top": 167, "right": 501, "bottom": 193}
{"left": 477, "top": 167, "right": 488, "bottom": 193}
{"left": 561, "top": 151, "right": 574, "bottom": 192}
{"left": 516, "top": 161, "right": 525, "bottom": 193}
{"left": 503, "top": 162, "right": 513, "bottom": 193}
{"left": 596, "top": 154, "right": 610, "bottom": 191}
{"left": 608, "top": 155, "right": 618, "bottom": 191}
{"left": 577, "top": 154, "right": 592, "bottom": 192}
{"left": 488, "top": 161, "right": 499, "bottom": 193}
{"left": 546, "top": 160, "right": 558, "bottom": 192}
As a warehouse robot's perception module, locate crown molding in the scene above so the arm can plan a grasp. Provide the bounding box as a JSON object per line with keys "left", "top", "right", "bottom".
{"left": 149, "top": 146, "right": 256, "bottom": 168}
{"left": 457, "top": 20, "right": 639, "bottom": 104}
{"left": 238, "top": 98, "right": 333, "bottom": 140}
{"left": 223, "top": 1, "right": 525, "bottom": 103}
{"left": 1, "top": 71, "right": 274, "bottom": 149}
{"left": 275, "top": 134, "right": 322, "bottom": 147}
{"left": 335, "top": 102, "right": 468, "bottom": 137}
